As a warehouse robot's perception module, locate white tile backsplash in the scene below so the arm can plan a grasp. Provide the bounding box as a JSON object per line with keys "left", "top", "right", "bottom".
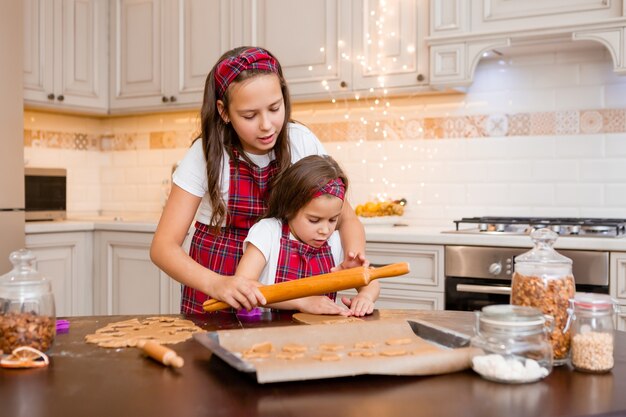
{"left": 23, "top": 47, "right": 626, "bottom": 224}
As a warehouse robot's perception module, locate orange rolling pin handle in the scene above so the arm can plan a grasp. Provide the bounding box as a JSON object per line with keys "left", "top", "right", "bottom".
{"left": 203, "top": 262, "right": 410, "bottom": 312}
{"left": 137, "top": 340, "right": 184, "bottom": 368}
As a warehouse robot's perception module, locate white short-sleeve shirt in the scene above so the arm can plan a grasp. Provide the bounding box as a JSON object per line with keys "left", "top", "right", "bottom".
{"left": 243, "top": 218, "right": 343, "bottom": 285}
{"left": 172, "top": 122, "right": 327, "bottom": 225}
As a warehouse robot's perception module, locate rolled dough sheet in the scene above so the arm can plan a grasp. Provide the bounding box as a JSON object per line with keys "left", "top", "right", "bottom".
{"left": 85, "top": 316, "right": 204, "bottom": 348}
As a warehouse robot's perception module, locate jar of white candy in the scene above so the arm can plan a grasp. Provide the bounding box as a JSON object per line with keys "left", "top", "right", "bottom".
{"left": 470, "top": 304, "right": 553, "bottom": 384}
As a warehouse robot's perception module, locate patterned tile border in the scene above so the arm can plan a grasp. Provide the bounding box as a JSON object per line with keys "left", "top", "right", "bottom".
{"left": 24, "top": 108, "right": 626, "bottom": 151}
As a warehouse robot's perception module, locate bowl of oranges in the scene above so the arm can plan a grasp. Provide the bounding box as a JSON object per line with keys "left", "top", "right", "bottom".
{"left": 355, "top": 199, "right": 406, "bottom": 225}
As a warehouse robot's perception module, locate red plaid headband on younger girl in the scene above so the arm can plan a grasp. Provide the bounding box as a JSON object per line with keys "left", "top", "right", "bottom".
{"left": 313, "top": 178, "right": 346, "bottom": 201}
{"left": 214, "top": 47, "right": 279, "bottom": 99}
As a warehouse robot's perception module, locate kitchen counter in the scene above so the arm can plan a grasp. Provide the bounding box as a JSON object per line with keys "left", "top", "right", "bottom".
{"left": 25, "top": 215, "right": 162, "bottom": 233}
{"left": 26, "top": 218, "right": 626, "bottom": 251}
{"left": 2, "top": 311, "right": 625, "bottom": 417}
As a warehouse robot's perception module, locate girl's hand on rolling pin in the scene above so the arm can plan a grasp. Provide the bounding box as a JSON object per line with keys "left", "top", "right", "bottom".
{"left": 208, "top": 275, "right": 266, "bottom": 311}
{"left": 331, "top": 251, "right": 369, "bottom": 271}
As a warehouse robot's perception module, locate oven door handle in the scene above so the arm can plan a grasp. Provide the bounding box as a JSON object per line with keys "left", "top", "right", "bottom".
{"left": 456, "top": 284, "right": 512, "bottom": 295}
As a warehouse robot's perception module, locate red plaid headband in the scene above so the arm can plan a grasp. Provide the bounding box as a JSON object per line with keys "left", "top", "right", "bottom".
{"left": 214, "top": 48, "right": 279, "bottom": 99}
{"left": 313, "top": 178, "right": 345, "bottom": 201}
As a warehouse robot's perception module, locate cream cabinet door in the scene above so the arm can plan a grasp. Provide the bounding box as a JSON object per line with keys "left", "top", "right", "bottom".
{"left": 248, "top": 0, "right": 352, "bottom": 98}
{"left": 25, "top": 232, "right": 94, "bottom": 317}
{"left": 470, "top": 0, "right": 623, "bottom": 34}
{"left": 109, "top": 0, "right": 166, "bottom": 110}
{"left": 351, "top": 0, "right": 429, "bottom": 91}
{"left": 169, "top": 0, "right": 233, "bottom": 106}
{"left": 94, "top": 231, "right": 180, "bottom": 315}
{"left": 337, "top": 242, "right": 445, "bottom": 310}
{"left": 23, "top": 0, "right": 108, "bottom": 112}
{"left": 110, "top": 0, "right": 234, "bottom": 111}
{"left": 610, "top": 252, "right": 626, "bottom": 302}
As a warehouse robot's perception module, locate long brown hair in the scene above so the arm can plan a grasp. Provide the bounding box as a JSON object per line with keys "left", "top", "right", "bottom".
{"left": 197, "top": 46, "right": 292, "bottom": 228}
{"left": 265, "top": 155, "right": 349, "bottom": 222}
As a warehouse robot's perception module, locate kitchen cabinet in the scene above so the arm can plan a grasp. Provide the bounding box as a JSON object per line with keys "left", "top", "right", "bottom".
{"left": 25, "top": 231, "right": 94, "bottom": 317}
{"left": 338, "top": 242, "right": 444, "bottom": 310}
{"left": 93, "top": 231, "right": 182, "bottom": 315}
{"left": 23, "top": 0, "right": 108, "bottom": 113}
{"left": 109, "top": 0, "right": 236, "bottom": 112}
{"left": 428, "top": 0, "right": 626, "bottom": 88}
{"left": 249, "top": 0, "right": 429, "bottom": 99}
{"left": 610, "top": 252, "right": 626, "bottom": 301}
{"left": 618, "top": 303, "right": 626, "bottom": 332}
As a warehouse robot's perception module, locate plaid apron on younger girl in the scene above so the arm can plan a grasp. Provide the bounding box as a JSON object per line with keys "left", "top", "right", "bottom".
{"left": 181, "top": 150, "right": 279, "bottom": 314}
{"left": 274, "top": 222, "right": 337, "bottom": 302}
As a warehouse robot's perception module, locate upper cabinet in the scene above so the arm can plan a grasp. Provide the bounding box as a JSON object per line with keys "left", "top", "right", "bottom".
{"left": 109, "top": 0, "right": 235, "bottom": 113}
{"left": 428, "top": 0, "right": 626, "bottom": 89}
{"left": 247, "top": 0, "right": 430, "bottom": 100}
{"left": 23, "top": 0, "right": 108, "bottom": 113}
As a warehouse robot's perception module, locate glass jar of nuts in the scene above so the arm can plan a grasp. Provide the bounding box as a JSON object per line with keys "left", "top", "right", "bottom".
{"left": 566, "top": 293, "right": 618, "bottom": 373}
{"left": 0, "top": 249, "right": 56, "bottom": 353}
{"left": 511, "top": 228, "right": 575, "bottom": 366}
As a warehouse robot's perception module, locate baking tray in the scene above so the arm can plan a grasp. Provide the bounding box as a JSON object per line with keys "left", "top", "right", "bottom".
{"left": 194, "top": 320, "right": 476, "bottom": 383}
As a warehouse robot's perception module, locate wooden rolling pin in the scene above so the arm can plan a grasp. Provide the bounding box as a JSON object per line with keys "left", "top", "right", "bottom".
{"left": 137, "top": 340, "right": 184, "bottom": 368}
{"left": 203, "top": 262, "right": 409, "bottom": 312}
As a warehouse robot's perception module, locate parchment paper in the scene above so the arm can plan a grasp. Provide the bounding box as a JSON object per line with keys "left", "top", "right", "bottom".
{"left": 213, "top": 319, "right": 479, "bottom": 383}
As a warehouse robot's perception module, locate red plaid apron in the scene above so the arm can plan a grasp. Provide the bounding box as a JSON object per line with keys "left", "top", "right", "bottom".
{"left": 275, "top": 222, "right": 337, "bottom": 302}
{"left": 181, "top": 151, "right": 279, "bottom": 314}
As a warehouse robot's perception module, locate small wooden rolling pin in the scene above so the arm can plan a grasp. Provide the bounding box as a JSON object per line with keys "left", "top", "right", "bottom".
{"left": 137, "top": 340, "right": 184, "bottom": 368}
{"left": 203, "top": 262, "right": 410, "bottom": 312}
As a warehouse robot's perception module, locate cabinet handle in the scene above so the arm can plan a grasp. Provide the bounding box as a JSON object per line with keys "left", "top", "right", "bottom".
{"left": 162, "top": 96, "right": 169, "bottom": 103}
{"left": 417, "top": 74, "right": 425, "bottom": 82}
{"left": 57, "top": 95, "right": 64, "bottom": 102}
{"left": 340, "top": 81, "right": 348, "bottom": 88}
{"left": 47, "top": 93, "right": 55, "bottom": 100}
{"left": 169, "top": 96, "right": 177, "bottom": 103}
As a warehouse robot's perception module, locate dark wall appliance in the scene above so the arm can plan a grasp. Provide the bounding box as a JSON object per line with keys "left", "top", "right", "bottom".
{"left": 25, "top": 168, "right": 67, "bottom": 221}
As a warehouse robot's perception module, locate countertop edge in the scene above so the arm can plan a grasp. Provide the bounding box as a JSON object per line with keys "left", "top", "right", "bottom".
{"left": 24, "top": 220, "right": 626, "bottom": 251}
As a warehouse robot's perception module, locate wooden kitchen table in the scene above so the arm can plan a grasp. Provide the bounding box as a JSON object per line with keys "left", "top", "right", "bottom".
{"left": 1, "top": 310, "right": 625, "bottom": 417}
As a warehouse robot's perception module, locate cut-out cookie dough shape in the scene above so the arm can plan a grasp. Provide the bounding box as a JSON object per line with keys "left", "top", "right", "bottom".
{"left": 85, "top": 316, "right": 203, "bottom": 348}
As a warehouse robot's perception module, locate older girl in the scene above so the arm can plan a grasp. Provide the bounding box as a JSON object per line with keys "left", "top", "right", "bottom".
{"left": 150, "top": 47, "right": 367, "bottom": 314}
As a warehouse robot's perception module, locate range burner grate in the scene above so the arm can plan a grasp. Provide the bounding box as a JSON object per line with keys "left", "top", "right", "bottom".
{"left": 451, "top": 217, "right": 626, "bottom": 238}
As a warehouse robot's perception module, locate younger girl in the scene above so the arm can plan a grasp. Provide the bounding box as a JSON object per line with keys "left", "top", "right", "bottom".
{"left": 237, "top": 155, "right": 379, "bottom": 317}
{"left": 150, "top": 46, "right": 367, "bottom": 314}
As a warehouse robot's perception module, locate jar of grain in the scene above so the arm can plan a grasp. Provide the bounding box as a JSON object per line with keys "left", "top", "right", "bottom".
{"left": 0, "top": 249, "right": 56, "bottom": 353}
{"left": 470, "top": 304, "right": 553, "bottom": 384}
{"left": 511, "top": 228, "right": 575, "bottom": 366}
{"left": 566, "top": 293, "right": 618, "bottom": 373}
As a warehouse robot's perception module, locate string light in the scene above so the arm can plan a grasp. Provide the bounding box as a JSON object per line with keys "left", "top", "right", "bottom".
{"left": 314, "top": 0, "right": 415, "bottom": 203}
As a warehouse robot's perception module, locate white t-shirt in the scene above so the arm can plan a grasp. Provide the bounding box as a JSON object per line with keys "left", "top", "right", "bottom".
{"left": 172, "top": 123, "right": 327, "bottom": 225}
{"left": 243, "top": 218, "right": 343, "bottom": 285}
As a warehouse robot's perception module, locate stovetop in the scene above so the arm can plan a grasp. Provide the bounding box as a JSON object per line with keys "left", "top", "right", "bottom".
{"left": 447, "top": 217, "right": 626, "bottom": 238}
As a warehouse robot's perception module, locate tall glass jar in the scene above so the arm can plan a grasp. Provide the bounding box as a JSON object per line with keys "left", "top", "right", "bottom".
{"left": 470, "top": 304, "right": 553, "bottom": 383}
{"left": 511, "top": 228, "right": 575, "bottom": 365}
{"left": 567, "top": 293, "right": 618, "bottom": 373}
{"left": 0, "top": 249, "right": 56, "bottom": 353}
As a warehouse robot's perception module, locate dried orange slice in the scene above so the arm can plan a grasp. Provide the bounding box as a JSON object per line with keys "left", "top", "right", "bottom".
{"left": 0, "top": 346, "right": 50, "bottom": 369}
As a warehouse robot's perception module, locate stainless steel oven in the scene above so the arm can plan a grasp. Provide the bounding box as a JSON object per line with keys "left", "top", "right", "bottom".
{"left": 444, "top": 246, "right": 609, "bottom": 311}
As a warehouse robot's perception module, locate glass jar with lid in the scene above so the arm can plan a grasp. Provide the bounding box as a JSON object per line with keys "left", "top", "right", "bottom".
{"left": 0, "top": 249, "right": 56, "bottom": 353}
{"left": 566, "top": 293, "right": 618, "bottom": 373}
{"left": 511, "top": 228, "right": 575, "bottom": 365}
{"left": 470, "top": 304, "right": 553, "bottom": 384}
